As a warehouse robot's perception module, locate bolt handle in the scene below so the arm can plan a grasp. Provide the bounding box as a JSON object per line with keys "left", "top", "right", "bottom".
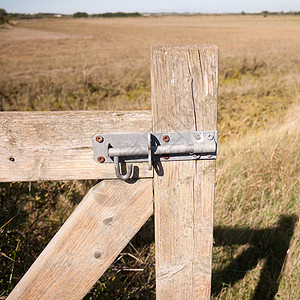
{"left": 113, "top": 156, "right": 133, "bottom": 181}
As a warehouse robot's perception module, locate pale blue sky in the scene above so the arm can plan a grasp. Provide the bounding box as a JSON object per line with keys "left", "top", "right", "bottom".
{"left": 0, "top": 0, "right": 299, "bottom": 14}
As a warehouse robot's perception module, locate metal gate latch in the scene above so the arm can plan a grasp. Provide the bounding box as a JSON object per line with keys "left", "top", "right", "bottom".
{"left": 93, "top": 131, "right": 217, "bottom": 180}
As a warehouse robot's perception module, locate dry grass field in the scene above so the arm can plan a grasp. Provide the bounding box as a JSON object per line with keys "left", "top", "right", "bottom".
{"left": 0, "top": 15, "right": 299, "bottom": 299}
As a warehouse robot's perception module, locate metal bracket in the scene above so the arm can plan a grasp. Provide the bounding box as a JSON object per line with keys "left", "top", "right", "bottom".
{"left": 93, "top": 131, "right": 217, "bottom": 180}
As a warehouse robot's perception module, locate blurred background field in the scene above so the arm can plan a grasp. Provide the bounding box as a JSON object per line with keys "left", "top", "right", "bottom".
{"left": 0, "top": 15, "right": 299, "bottom": 299}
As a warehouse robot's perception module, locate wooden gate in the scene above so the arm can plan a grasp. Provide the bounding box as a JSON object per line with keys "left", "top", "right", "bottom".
{"left": 2, "top": 44, "right": 218, "bottom": 299}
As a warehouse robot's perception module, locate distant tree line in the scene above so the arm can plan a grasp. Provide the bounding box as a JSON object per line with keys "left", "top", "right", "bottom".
{"left": 72, "top": 11, "right": 142, "bottom": 18}
{"left": 6, "top": 12, "right": 64, "bottom": 20}
{"left": 91, "top": 12, "right": 141, "bottom": 18}
{"left": 241, "top": 10, "right": 300, "bottom": 16}
{"left": 2, "top": 8, "right": 300, "bottom": 21}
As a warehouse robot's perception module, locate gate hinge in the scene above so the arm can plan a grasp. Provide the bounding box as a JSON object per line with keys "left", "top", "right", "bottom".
{"left": 93, "top": 131, "right": 217, "bottom": 180}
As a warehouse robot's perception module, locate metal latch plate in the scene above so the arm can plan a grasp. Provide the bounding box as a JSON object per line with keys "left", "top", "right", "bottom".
{"left": 93, "top": 131, "right": 217, "bottom": 163}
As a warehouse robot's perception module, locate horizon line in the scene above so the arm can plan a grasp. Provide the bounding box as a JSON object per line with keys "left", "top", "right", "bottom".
{"left": 4, "top": 9, "right": 300, "bottom": 15}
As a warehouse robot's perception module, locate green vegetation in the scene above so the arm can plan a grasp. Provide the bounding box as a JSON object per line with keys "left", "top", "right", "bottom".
{"left": 73, "top": 12, "right": 89, "bottom": 18}
{"left": 0, "top": 8, "right": 9, "bottom": 24}
{"left": 7, "top": 12, "right": 65, "bottom": 20}
{"left": 91, "top": 12, "right": 141, "bottom": 18}
{"left": 239, "top": 10, "right": 300, "bottom": 16}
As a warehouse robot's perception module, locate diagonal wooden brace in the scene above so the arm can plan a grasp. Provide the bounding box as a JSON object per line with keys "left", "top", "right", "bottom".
{"left": 7, "top": 180, "right": 153, "bottom": 300}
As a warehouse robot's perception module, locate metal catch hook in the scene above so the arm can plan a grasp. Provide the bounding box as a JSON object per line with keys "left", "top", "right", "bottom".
{"left": 113, "top": 156, "right": 133, "bottom": 181}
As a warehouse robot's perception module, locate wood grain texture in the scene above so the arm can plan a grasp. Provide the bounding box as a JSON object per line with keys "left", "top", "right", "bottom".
{"left": 7, "top": 179, "right": 153, "bottom": 300}
{"left": 0, "top": 111, "right": 153, "bottom": 182}
{"left": 151, "top": 44, "right": 218, "bottom": 299}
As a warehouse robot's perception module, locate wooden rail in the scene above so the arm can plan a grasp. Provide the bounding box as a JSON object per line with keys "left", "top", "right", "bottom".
{"left": 5, "top": 44, "right": 218, "bottom": 299}
{"left": 0, "top": 111, "right": 152, "bottom": 181}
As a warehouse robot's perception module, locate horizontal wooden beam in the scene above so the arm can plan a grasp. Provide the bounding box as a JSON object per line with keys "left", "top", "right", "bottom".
{"left": 7, "top": 179, "right": 153, "bottom": 300}
{"left": 0, "top": 111, "right": 153, "bottom": 182}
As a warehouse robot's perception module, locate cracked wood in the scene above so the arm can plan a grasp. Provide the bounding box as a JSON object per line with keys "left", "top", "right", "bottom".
{"left": 151, "top": 44, "right": 218, "bottom": 299}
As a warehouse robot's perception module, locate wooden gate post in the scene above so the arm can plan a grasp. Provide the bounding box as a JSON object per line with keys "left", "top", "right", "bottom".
{"left": 151, "top": 45, "right": 218, "bottom": 299}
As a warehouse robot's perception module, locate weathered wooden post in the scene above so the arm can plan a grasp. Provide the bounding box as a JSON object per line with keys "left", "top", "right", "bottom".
{"left": 151, "top": 45, "right": 218, "bottom": 299}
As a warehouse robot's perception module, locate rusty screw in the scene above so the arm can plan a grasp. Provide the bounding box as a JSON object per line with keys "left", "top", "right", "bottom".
{"left": 96, "top": 136, "right": 104, "bottom": 143}
{"left": 94, "top": 251, "right": 102, "bottom": 259}
{"left": 162, "top": 135, "right": 170, "bottom": 142}
{"left": 162, "top": 155, "right": 170, "bottom": 160}
{"left": 97, "top": 156, "right": 105, "bottom": 163}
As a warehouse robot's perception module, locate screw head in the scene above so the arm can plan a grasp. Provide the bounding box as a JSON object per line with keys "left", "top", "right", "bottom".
{"left": 97, "top": 156, "right": 105, "bottom": 163}
{"left": 194, "top": 133, "right": 201, "bottom": 140}
{"left": 96, "top": 136, "right": 104, "bottom": 143}
{"left": 162, "top": 135, "right": 170, "bottom": 142}
{"left": 9, "top": 157, "right": 15, "bottom": 162}
{"left": 94, "top": 251, "right": 102, "bottom": 259}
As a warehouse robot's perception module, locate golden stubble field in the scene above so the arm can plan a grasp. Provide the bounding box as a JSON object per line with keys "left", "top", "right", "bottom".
{"left": 0, "top": 16, "right": 299, "bottom": 299}
{"left": 0, "top": 16, "right": 299, "bottom": 137}
{"left": 1, "top": 16, "right": 299, "bottom": 75}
